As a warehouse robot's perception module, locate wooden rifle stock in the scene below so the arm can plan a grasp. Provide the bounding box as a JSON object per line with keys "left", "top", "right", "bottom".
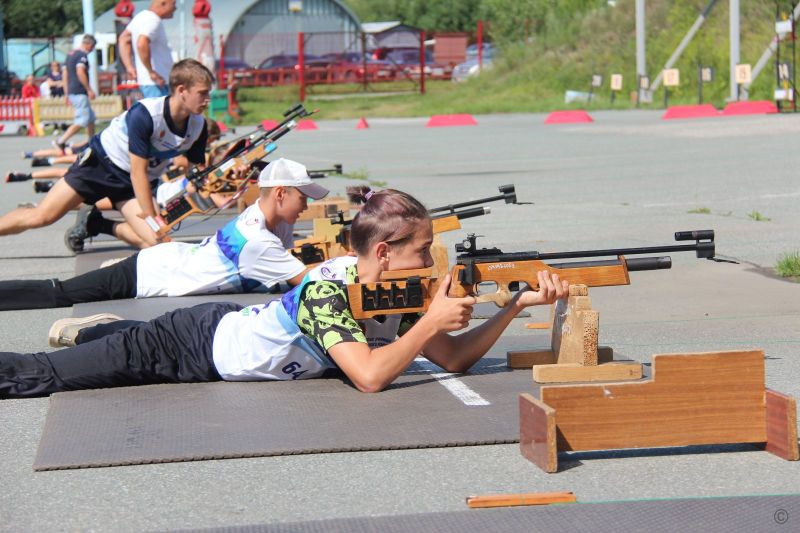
{"left": 448, "top": 256, "right": 634, "bottom": 306}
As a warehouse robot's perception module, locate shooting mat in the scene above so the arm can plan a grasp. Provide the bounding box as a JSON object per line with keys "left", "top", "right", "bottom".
{"left": 34, "top": 357, "right": 536, "bottom": 470}
{"left": 188, "top": 495, "right": 800, "bottom": 533}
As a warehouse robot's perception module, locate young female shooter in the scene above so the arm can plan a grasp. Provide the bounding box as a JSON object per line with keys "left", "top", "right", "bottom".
{"left": 0, "top": 159, "right": 328, "bottom": 316}
{"left": 0, "top": 188, "right": 568, "bottom": 398}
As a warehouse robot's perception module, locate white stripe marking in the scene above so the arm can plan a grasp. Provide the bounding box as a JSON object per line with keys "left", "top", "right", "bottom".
{"left": 413, "top": 358, "right": 490, "bottom": 406}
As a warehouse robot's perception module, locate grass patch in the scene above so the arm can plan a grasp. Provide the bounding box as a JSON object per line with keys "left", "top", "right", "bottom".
{"left": 747, "top": 210, "right": 771, "bottom": 222}
{"left": 339, "top": 166, "right": 387, "bottom": 188}
{"left": 775, "top": 251, "right": 800, "bottom": 279}
{"left": 687, "top": 207, "right": 711, "bottom": 214}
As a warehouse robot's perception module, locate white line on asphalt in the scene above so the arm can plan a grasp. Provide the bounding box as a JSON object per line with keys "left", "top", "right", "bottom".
{"left": 413, "top": 358, "right": 490, "bottom": 406}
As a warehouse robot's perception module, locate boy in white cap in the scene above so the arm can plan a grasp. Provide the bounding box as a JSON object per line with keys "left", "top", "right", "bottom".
{"left": 0, "top": 158, "right": 330, "bottom": 324}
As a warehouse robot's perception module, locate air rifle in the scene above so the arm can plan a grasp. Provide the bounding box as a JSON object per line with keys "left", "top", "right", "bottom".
{"left": 155, "top": 104, "right": 314, "bottom": 237}
{"left": 308, "top": 184, "right": 520, "bottom": 250}
{"left": 345, "top": 230, "right": 718, "bottom": 319}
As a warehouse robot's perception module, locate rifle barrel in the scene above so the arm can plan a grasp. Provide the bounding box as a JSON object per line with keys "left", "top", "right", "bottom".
{"left": 431, "top": 206, "right": 489, "bottom": 221}
{"left": 459, "top": 242, "right": 713, "bottom": 264}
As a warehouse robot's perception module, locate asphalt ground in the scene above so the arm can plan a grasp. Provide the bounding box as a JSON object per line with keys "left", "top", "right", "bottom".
{"left": 1, "top": 110, "right": 799, "bottom": 531}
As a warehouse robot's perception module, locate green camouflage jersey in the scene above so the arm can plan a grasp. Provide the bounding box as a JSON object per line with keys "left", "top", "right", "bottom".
{"left": 296, "top": 264, "right": 420, "bottom": 352}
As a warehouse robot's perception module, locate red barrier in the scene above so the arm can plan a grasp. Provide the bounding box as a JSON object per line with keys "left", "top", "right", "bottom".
{"left": 662, "top": 104, "right": 719, "bottom": 120}
{"left": 261, "top": 119, "right": 279, "bottom": 130}
{"left": 722, "top": 100, "right": 779, "bottom": 116}
{"left": 0, "top": 97, "right": 36, "bottom": 136}
{"left": 544, "top": 110, "right": 593, "bottom": 124}
{"left": 356, "top": 117, "right": 369, "bottom": 129}
{"left": 426, "top": 114, "right": 477, "bottom": 127}
{"left": 296, "top": 119, "right": 318, "bottom": 130}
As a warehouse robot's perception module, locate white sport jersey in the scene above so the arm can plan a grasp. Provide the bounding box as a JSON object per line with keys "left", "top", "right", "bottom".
{"left": 212, "top": 256, "right": 404, "bottom": 381}
{"left": 135, "top": 200, "right": 304, "bottom": 298}
{"left": 100, "top": 96, "right": 205, "bottom": 181}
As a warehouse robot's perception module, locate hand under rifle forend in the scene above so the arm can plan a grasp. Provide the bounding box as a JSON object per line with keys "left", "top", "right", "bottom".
{"left": 155, "top": 104, "right": 315, "bottom": 237}
{"left": 448, "top": 230, "right": 718, "bottom": 306}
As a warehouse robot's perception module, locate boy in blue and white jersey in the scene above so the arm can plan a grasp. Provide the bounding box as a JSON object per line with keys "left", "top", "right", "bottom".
{"left": 0, "top": 59, "right": 213, "bottom": 250}
{"left": 0, "top": 159, "right": 330, "bottom": 312}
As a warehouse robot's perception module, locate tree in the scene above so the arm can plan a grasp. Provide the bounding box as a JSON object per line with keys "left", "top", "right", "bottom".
{"left": 1, "top": 0, "right": 117, "bottom": 38}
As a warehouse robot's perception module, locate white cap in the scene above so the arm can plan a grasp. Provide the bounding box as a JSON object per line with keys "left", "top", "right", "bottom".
{"left": 257, "top": 158, "right": 329, "bottom": 200}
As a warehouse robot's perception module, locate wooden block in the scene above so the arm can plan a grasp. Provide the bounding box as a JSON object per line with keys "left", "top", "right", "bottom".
{"left": 533, "top": 362, "right": 642, "bottom": 383}
{"left": 466, "top": 491, "right": 576, "bottom": 508}
{"left": 507, "top": 350, "right": 555, "bottom": 368}
{"left": 550, "top": 285, "right": 599, "bottom": 366}
{"left": 519, "top": 393, "right": 558, "bottom": 473}
{"left": 764, "top": 389, "right": 800, "bottom": 461}
{"left": 597, "top": 346, "right": 614, "bottom": 363}
{"left": 432, "top": 215, "right": 462, "bottom": 234}
{"left": 541, "top": 350, "right": 767, "bottom": 452}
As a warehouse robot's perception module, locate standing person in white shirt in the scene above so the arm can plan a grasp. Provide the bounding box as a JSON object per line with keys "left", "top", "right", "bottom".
{"left": 0, "top": 159, "right": 329, "bottom": 314}
{"left": 119, "top": 0, "right": 177, "bottom": 98}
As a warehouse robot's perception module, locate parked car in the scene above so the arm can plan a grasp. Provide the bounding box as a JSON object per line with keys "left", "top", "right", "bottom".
{"left": 379, "top": 48, "right": 451, "bottom": 80}
{"left": 451, "top": 43, "right": 497, "bottom": 82}
{"left": 257, "top": 54, "right": 327, "bottom": 70}
{"left": 215, "top": 58, "right": 252, "bottom": 71}
{"left": 318, "top": 52, "right": 394, "bottom": 82}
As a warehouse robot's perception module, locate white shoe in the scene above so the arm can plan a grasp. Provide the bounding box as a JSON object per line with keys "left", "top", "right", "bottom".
{"left": 48, "top": 313, "right": 123, "bottom": 348}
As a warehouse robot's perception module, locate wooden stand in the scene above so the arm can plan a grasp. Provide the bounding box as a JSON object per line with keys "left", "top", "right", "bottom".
{"left": 507, "top": 285, "right": 642, "bottom": 383}
{"left": 519, "top": 349, "right": 799, "bottom": 473}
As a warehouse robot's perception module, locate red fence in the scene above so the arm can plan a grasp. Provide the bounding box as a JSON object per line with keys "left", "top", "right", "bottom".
{"left": 0, "top": 97, "right": 37, "bottom": 136}
{"left": 216, "top": 30, "right": 457, "bottom": 99}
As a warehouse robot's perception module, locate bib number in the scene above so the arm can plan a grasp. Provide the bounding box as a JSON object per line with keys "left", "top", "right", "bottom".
{"left": 282, "top": 361, "right": 307, "bottom": 380}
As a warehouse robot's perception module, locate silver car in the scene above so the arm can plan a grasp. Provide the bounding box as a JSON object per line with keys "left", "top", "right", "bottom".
{"left": 452, "top": 43, "right": 496, "bottom": 82}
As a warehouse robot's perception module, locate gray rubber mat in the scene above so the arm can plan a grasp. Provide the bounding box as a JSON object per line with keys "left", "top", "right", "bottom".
{"left": 91, "top": 212, "right": 239, "bottom": 242}
{"left": 74, "top": 248, "right": 138, "bottom": 274}
{"left": 34, "top": 357, "right": 534, "bottom": 470}
{"left": 186, "top": 494, "right": 800, "bottom": 533}
{"left": 71, "top": 293, "right": 284, "bottom": 321}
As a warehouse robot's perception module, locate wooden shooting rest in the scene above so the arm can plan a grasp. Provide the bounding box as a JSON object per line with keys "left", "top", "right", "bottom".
{"left": 508, "top": 284, "right": 642, "bottom": 383}
{"left": 519, "top": 350, "right": 799, "bottom": 473}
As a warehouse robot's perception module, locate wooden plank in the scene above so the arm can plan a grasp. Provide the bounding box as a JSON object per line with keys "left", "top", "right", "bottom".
{"left": 533, "top": 362, "right": 642, "bottom": 383}
{"left": 506, "top": 346, "right": 614, "bottom": 369}
{"left": 466, "top": 491, "right": 576, "bottom": 508}
{"left": 541, "top": 350, "right": 767, "bottom": 451}
{"left": 764, "top": 389, "right": 800, "bottom": 461}
{"left": 507, "top": 350, "right": 555, "bottom": 368}
{"left": 519, "top": 393, "right": 558, "bottom": 473}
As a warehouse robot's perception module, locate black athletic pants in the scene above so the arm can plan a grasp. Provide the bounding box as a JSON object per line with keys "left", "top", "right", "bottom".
{"left": 0, "top": 254, "right": 138, "bottom": 311}
{"left": 0, "top": 302, "right": 242, "bottom": 399}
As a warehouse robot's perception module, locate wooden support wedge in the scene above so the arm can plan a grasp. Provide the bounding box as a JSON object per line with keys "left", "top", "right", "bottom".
{"left": 540, "top": 350, "right": 767, "bottom": 452}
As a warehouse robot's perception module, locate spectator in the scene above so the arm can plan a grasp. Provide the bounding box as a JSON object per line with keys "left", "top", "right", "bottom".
{"left": 21, "top": 75, "right": 40, "bottom": 98}
{"left": 56, "top": 35, "right": 97, "bottom": 153}
{"left": 47, "top": 61, "right": 65, "bottom": 98}
{"left": 119, "top": 0, "right": 177, "bottom": 98}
